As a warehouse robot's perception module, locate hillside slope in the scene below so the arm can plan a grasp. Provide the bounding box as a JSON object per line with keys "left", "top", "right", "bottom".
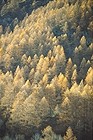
{"left": 0, "top": 0, "right": 53, "bottom": 31}
{"left": 0, "top": 0, "right": 93, "bottom": 139}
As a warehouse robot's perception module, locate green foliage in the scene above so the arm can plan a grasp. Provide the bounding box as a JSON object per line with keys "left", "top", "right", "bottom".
{"left": 0, "top": 0, "right": 26, "bottom": 16}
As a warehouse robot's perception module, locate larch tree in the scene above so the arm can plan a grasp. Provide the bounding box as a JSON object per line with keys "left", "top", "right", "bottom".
{"left": 65, "top": 58, "right": 73, "bottom": 82}
{"left": 71, "top": 69, "right": 77, "bottom": 85}
{"left": 63, "top": 127, "right": 77, "bottom": 140}
{"left": 85, "top": 67, "right": 93, "bottom": 86}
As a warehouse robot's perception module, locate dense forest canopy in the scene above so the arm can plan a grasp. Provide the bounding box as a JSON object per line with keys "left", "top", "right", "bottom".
{"left": 0, "top": 0, "right": 93, "bottom": 140}
{"left": 0, "top": 0, "right": 53, "bottom": 31}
